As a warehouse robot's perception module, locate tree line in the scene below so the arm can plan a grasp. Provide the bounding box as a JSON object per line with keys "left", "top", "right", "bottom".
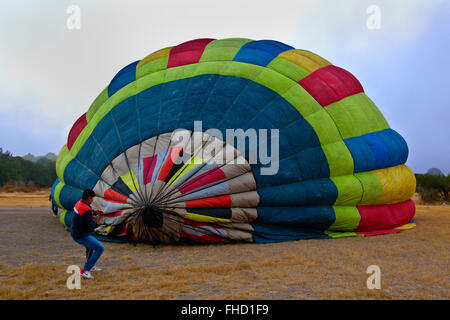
{"left": 415, "top": 173, "right": 449, "bottom": 203}
{"left": 0, "top": 148, "right": 57, "bottom": 188}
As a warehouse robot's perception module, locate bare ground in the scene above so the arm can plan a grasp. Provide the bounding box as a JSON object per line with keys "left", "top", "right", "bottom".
{"left": 0, "top": 205, "right": 448, "bottom": 300}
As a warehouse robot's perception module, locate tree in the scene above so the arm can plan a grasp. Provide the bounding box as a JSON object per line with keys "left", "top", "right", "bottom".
{"left": 415, "top": 173, "right": 450, "bottom": 202}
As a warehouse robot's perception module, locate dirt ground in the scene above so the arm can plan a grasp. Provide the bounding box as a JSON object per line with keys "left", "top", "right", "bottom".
{"left": 0, "top": 199, "right": 448, "bottom": 299}
{"left": 0, "top": 189, "right": 51, "bottom": 208}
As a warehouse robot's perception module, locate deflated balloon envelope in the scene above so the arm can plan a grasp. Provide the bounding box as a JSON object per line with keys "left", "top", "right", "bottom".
{"left": 52, "top": 38, "right": 417, "bottom": 244}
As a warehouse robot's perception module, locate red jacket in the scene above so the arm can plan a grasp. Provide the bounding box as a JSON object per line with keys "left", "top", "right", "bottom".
{"left": 71, "top": 200, "right": 96, "bottom": 239}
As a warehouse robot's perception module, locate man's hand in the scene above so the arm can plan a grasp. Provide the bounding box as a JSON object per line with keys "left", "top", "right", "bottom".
{"left": 94, "top": 210, "right": 103, "bottom": 216}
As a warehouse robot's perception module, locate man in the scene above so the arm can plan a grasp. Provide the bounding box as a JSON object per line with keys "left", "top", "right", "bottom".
{"left": 71, "top": 189, "right": 104, "bottom": 279}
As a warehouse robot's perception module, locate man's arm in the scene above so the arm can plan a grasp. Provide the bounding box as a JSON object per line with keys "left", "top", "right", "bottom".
{"left": 84, "top": 210, "right": 97, "bottom": 232}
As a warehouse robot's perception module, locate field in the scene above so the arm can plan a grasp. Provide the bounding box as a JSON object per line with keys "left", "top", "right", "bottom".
{"left": 0, "top": 190, "right": 448, "bottom": 299}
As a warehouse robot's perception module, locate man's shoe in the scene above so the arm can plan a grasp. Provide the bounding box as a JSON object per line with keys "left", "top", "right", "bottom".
{"left": 91, "top": 266, "right": 102, "bottom": 271}
{"left": 81, "top": 269, "right": 94, "bottom": 279}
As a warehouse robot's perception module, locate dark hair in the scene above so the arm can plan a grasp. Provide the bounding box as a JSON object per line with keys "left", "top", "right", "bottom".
{"left": 82, "top": 189, "right": 96, "bottom": 200}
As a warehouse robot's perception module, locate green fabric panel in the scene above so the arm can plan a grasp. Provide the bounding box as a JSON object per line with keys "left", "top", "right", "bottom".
{"left": 320, "top": 141, "right": 354, "bottom": 177}
{"left": 86, "top": 87, "right": 109, "bottom": 122}
{"left": 355, "top": 171, "right": 383, "bottom": 205}
{"left": 222, "top": 61, "right": 265, "bottom": 81}
{"left": 267, "top": 57, "right": 310, "bottom": 83}
{"left": 165, "top": 62, "right": 201, "bottom": 82}
{"left": 74, "top": 81, "right": 138, "bottom": 155}
{"left": 325, "top": 93, "right": 390, "bottom": 139}
{"left": 281, "top": 85, "right": 323, "bottom": 118}
{"left": 305, "top": 109, "right": 342, "bottom": 145}
{"left": 328, "top": 206, "right": 361, "bottom": 231}
{"left": 331, "top": 175, "right": 363, "bottom": 206}
{"left": 195, "top": 61, "right": 232, "bottom": 76}
{"left": 56, "top": 146, "right": 72, "bottom": 183}
{"left": 325, "top": 230, "right": 361, "bottom": 238}
{"left": 254, "top": 67, "right": 297, "bottom": 96}
{"left": 54, "top": 181, "right": 64, "bottom": 209}
{"left": 199, "top": 38, "right": 253, "bottom": 62}
{"left": 137, "top": 70, "right": 167, "bottom": 92}
{"left": 59, "top": 209, "right": 67, "bottom": 227}
{"left": 136, "top": 56, "right": 169, "bottom": 80}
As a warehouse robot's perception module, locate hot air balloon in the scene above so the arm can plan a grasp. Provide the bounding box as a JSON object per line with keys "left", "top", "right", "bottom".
{"left": 52, "top": 38, "right": 416, "bottom": 244}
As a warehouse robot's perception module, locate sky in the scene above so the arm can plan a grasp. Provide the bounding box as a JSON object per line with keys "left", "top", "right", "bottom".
{"left": 0, "top": 0, "right": 448, "bottom": 174}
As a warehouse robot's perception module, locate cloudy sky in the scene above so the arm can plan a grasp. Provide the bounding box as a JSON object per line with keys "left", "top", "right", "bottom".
{"left": 0, "top": 0, "right": 448, "bottom": 173}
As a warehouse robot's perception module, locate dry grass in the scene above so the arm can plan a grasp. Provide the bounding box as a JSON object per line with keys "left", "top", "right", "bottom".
{"left": 0, "top": 188, "right": 51, "bottom": 208}
{"left": 0, "top": 205, "right": 449, "bottom": 300}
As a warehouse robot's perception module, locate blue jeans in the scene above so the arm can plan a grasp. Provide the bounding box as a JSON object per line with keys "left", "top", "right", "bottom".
{"left": 73, "top": 235, "right": 104, "bottom": 271}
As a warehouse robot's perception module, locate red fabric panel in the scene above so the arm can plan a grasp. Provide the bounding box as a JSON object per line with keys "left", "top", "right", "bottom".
{"left": 102, "top": 210, "right": 123, "bottom": 218}
{"left": 356, "top": 199, "right": 415, "bottom": 232}
{"left": 179, "top": 168, "right": 226, "bottom": 194}
{"left": 67, "top": 113, "right": 87, "bottom": 150}
{"left": 181, "top": 219, "right": 224, "bottom": 243}
{"left": 185, "top": 194, "right": 232, "bottom": 208}
{"left": 167, "top": 38, "right": 215, "bottom": 68}
{"left": 298, "top": 65, "right": 364, "bottom": 107}
{"left": 104, "top": 188, "right": 128, "bottom": 204}
{"left": 157, "top": 146, "right": 183, "bottom": 181}
{"left": 143, "top": 155, "right": 157, "bottom": 184}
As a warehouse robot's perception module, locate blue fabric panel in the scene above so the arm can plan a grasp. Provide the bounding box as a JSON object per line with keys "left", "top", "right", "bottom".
{"left": 344, "top": 129, "right": 408, "bottom": 172}
{"left": 258, "top": 178, "right": 337, "bottom": 206}
{"left": 108, "top": 61, "right": 139, "bottom": 96}
{"left": 187, "top": 207, "right": 232, "bottom": 219}
{"left": 233, "top": 40, "right": 294, "bottom": 66}
{"left": 59, "top": 185, "right": 82, "bottom": 210}
{"left": 363, "top": 134, "right": 390, "bottom": 169}
{"left": 256, "top": 206, "right": 336, "bottom": 230}
{"left": 377, "top": 129, "right": 408, "bottom": 166}
{"left": 344, "top": 137, "right": 374, "bottom": 172}
{"left": 111, "top": 178, "right": 132, "bottom": 197}
{"left": 110, "top": 97, "right": 141, "bottom": 149}
{"left": 64, "top": 210, "right": 73, "bottom": 228}
{"left": 252, "top": 222, "right": 330, "bottom": 243}
{"left": 64, "top": 159, "right": 99, "bottom": 190}
{"left": 62, "top": 75, "right": 327, "bottom": 197}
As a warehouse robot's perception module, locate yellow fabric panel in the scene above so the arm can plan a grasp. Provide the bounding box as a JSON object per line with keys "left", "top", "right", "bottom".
{"left": 185, "top": 212, "right": 230, "bottom": 223}
{"left": 167, "top": 155, "right": 204, "bottom": 185}
{"left": 106, "top": 225, "right": 115, "bottom": 234}
{"left": 372, "top": 165, "right": 416, "bottom": 204}
{"left": 278, "top": 49, "right": 331, "bottom": 73}
{"left": 395, "top": 222, "right": 416, "bottom": 230}
{"left": 121, "top": 170, "right": 139, "bottom": 193}
{"left": 137, "top": 46, "right": 173, "bottom": 68}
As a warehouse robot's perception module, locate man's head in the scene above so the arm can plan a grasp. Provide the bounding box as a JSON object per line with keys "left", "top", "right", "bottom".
{"left": 82, "top": 189, "right": 96, "bottom": 205}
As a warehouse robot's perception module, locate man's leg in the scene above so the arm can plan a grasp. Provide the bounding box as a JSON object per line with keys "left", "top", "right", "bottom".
{"left": 75, "top": 235, "right": 104, "bottom": 271}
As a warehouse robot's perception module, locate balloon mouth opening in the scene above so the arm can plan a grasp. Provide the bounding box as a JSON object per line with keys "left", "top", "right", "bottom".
{"left": 140, "top": 205, "right": 164, "bottom": 228}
